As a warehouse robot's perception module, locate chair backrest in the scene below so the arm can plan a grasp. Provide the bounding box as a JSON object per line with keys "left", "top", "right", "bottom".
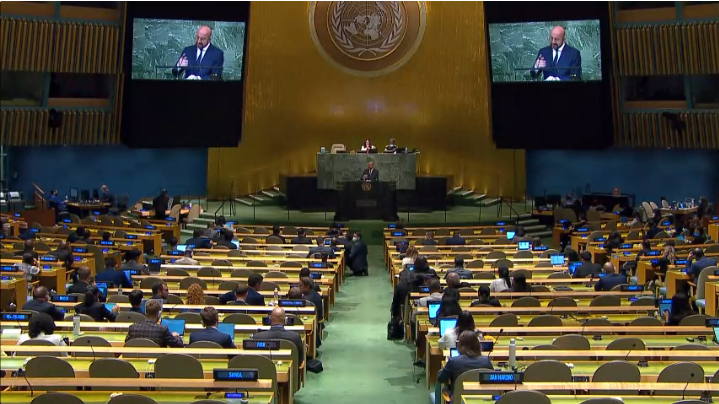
{"left": 466, "top": 259, "right": 485, "bottom": 268}
{"left": 534, "top": 261, "right": 553, "bottom": 268}
{"left": 180, "top": 276, "right": 207, "bottom": 290}
{"left": 19, "top": 339, "right": 59, "bottom": 356}
{"left": 539, "top": 249, "right": 559, "bottom": 258}
{"left": 488, "top": 314, "right": 518, "bottom": 328}
{"left": 265, "top": 235, "right": 284, "bottom": 244}
{"left": 530, "top": 344, "right": 559, "bottom": 351}
{"left": 72, "top": 335, "right": 113, "bottom": 357}
{"left": 547, "top": 271, "right": 570, "bottom": 279}
{"left": 265, "top": 271, "right": 288, "bottom": 278}
{"left": 630, "top": 297, "right": 656, "bottom": 307}
{"left": 510, "top": 269, "right": 531, "bottom": 279}
{"left": 629, "top": 316, "right": 663, "bottom": 326}
{"left": 167, "top": 268, "right": 190, "bottom": 277}
{"left": 109, "top": 395, "right": 158, "bottom": 404}
{"left": 89, "top": 358, "right": 140, "bottom": 379}
{"left": 222, "top": 313, "right": 256, "bottom": 324}
{"left": 186, "top": 204, "right": 201, "bottom": 223}
{"left": 528, "top": 315, "right": 563, "bottom": 327}
{"left": 140, "top": 276, "right": 163, "bottom": 289}
{"left": 511, "top": 296, "right": 540, "bottom": 307}
{"left": 578, "top": 399, "right": 625, "bottom": 404}
{"left": 25, "top": 356, "right": 75, "bottom": 377}
{"left": 419, "top": 245, "right": 438, "bottom": 253}
{"left": 155, "top": 353, "right": 204, "bottom": 378}
{"left": 228, "top": 354, "right": 278, "bottom": 392}
{"left": 228, "top": 250, "right": 244, "bottom": 257}
{"left": 30, "top": 393, "right": 85, "bottom": 404}
{"left": 523, "top": 360, "right": 572, "bottom": 393}
{"left": 452, "top": 368, "right": 497, "bottom": 400}
{"left": 589, "top": 295, "right": 621, "bottom": 307}
{"left": 496, "top": 390, "right": 551, "bottom": 404}
{"left": 64, "top": 313, "right": 95, "bottom": 322}
{"left": 531, "top": 285, "right": 551, "bottom": 292}
{"left": 277, "top": 339, "right": 301, "bottom": 392}
{"left": 548, "top": 297, "right": 578, "bottom": 307}
{"left": 175, "top": 312, "right": 203, "bottom": 324}
{"left": 473, "top": 272, "right": 495, "bottom": 279}
{"left": 493, "top": 258, "right": 514, "bottom": 269}
{"left": 696, "top": 266, "right": 718, "bottom": 300}
{"left": 657, "top": 361, "right": 704, "bottom": 383}
{"left": 187, "top": 341, "right": 226, "bottom": 359}
{"left": 260, "top": 281, "right": 280, "bottom": 291}
{"left": 197, "top": 267, "right": 222, "bottom": 277}
{"left": 211, "top": 259, "right": 232, "bottom": 267}
{"left": 486, "top": 251, "right": 506, "bottom": 259}
{"left": 280, "top": 261, "right": 302, "bottom": 268}
{"left": 513, "top": 250, "right": 534, "bottom": 259}
{"left": 107, "top": 294, "right": 130, "bottom": 303}
{"left": 672, "top": 344, "right": 710, "bottom": 350}
{"left": 582, "top": 318, "right": 612, "bottom": 326}
{"left": 116, "top": 311, "right": 146, "bottom": 324}
{"left": 253, "top": 226, "right": 270, "bottom": 234}
{"left": 592, "top": 360, "right": 641, "bottom": 395}
{"left": 204, "top": 295, "right": 221, "bottom": 305}
{"left": 166, "top": 294, "right": 184, "bottom": 304}
{"left": 552, "top": 334, "right": 590, "bottom": 350}
{"left": 678, "top": 314, "right": 708, "bottom": 326}
{"left": 232, "top": 268, "right": 256, "bottom": 278}
{"left": 123, "top": 338, "right": 160, "bottom": 358}
{"left": 218, "top": 280, "right": 240, "bottom": 291}
{"left": 605, "top": 337, "right": 646, "bottom": 351}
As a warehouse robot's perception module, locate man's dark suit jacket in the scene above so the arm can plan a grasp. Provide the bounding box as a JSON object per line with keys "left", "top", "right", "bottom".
{"left": 120, "top": 261, "right": 149, "bottom": 275}
{"left": 172, "top": 43, "right": 224, "bottom": 80}
{"left": 22, "top": 299, "right": 64, "bottom": 321}
{"left": 95, "top": 269, "right": 133, "bottom": 289}
{"left": 126, "top": 320, "right": 184, "bottom": 347}
{"left": 594, "top": 273, "right": 627, "bottom": 291}
{"left": 445, "top": 236, "right": 466, "bottom": 246}
{"left": 252, "top": 325, "right": 304, "bottom": 364}
{"left": 349, "top": 240, "right": 368, "bottom": 273}
{"left": 67, "top": 281, "right": 106, "bottom": 302}
{"left": 574, "top": 262, "right": 601, "bottom": 278}
{"left": 530, "top": 44, "right": 582, "bottom": 81}
{"left": 75, "top": 302, "right": 117, "bottom": 322}
{"left": 186, "top": 237, "right": 212, "bottom": 249}
{"left": 246, "top": 288, "right": 265, "bottom": 306}
{"left": 49, "top": 249, "right": 71, "bottom": 263}
{"left": 290, "top": 237, "right": 313, "bottom": 245}
{"left": 189, "top": 326, "right": 235, "bottom": 348}
{"left": 303, "top": 290, "right": 324, "bottom": 322}
{"left": 361, "top": 168, "right": 379, "bottom": 182}
{"left": 687, "top": 257, "right": 718, "bottom": 279}
{"left": 216, "top": 240, "right": 238, "bottom": 250}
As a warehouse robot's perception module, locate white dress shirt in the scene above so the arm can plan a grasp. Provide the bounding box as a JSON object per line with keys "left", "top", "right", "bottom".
{"left": 196, "top": 43, "right": 210, "bottom": 64}
{"left": 552, "top": 43, "right": 565, "bottom": 65}
{"left": 17, "top": 332, "right": 68, "bottom": 356}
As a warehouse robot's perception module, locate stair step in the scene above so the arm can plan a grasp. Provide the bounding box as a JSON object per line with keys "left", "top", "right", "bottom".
{"left": 198, "top": 212, "right": 215, "bottom": 219}
{"left": 457, "top": 189, "right": 475, "bottom": 197}
{"left": 450, "top": 186, "right": 464, "bottom": 194}
{"left": 523, "top": 224, "right": 546, "bottom": 232}
{"left": 248, "top": 195, "right": 268, "bottom": 202}
{"left": 273, "top": 186, "right": 281, "bottom": 193}
{"left": 517, "top": 213, "right": 533, "bottom": 220}
{"left": 261, "top": 190, "right": 280, "bottom": 198}
{"left": 479, "top": 198, "right": 501, "bottom": 207}
{"left": 469, "top": 193, "right": 487, "bottom": 201}
{"left": 186, "top": 223, "right": 206, "bottom": 231}
{"left": 180, "top": 229, "right": 193, "bottom": 237}
{"left": 235, "top": 198, "right": 254, "bottom": 206}
{"left": 517, "top": 219, "right": 539, "bottom": 226}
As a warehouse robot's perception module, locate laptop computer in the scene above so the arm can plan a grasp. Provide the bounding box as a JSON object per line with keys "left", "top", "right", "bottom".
{"left": 550, "top": 254, "right": 565, "bottom": 266}
{"left": 161, "top": 318, "right": 186, "bottom": 336}
{"left": 506, "top": 231, "right": 516, "bottom": 240}
{"left": 428, "top": 301, "right": 441, "bottom": 323}
{"left": 217, "top": 322, "right": 235, "bottom": 342}
{"left": 517, "top": 241, "right": 530, "bottom": 251}
{"left": 439, "top": 317, "right": 458, "bottom": 337}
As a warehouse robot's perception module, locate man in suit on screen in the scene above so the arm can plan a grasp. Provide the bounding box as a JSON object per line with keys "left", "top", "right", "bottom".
{"left": 530, "top": 26, "right": 582, "bottom": 81}
{"left": 361, "top": 161, "right": 379, "bottom": 182}
{"left": 172, "top": 26, "right": 224, "bottom": 80}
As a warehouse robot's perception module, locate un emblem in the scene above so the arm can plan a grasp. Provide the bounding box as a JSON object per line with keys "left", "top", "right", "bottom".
{"left": 310, "top": 1, "right": 426, "bottom": 76}
{"left": 362, "top": 182, "right": 372, "bottom": 191}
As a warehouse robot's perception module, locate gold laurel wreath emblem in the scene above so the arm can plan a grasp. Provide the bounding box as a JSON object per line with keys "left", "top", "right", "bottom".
{"left": 361, "top": 182, "right": 372, "bottom": 191}
{"left": 330, "top": 1, "right": 404, "bottom": 58}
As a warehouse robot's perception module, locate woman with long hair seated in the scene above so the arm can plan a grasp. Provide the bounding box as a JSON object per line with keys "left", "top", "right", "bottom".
{"left": 663, "top": 293, "right": 694, "bottom": 326}
{"left": 439, "top": 311, "right": 484, "bottom": 349}
{"left": 186, "top": 283, "right": 206, "bottom": 306}
{"left": 437, "top": 330, "right": 493, "bottom": 403}
{"left": 17, "top": 312, "right": 68, "bottom": 356}
{"left": 75, "top": 285, "right": 118, "bottom": 322}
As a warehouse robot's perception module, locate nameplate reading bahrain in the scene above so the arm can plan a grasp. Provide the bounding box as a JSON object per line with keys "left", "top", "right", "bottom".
{"left": 479, "top": 372, "right": 524, "bottom": 384}
{"left": 213, "top": 369, "right": 259, "bottom": 381}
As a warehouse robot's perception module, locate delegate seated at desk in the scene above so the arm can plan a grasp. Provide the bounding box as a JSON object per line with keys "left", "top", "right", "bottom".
{"left": 190, "top": 307, "right": 235, "bottom": 348}
{"left": 594, "top": 262, "right": 627, "bottom": 291}
{"left": 384, "top": 138, "right": 398, "bottom": 153}
{"left": 361, "top": 161, "right": 379, "bottom": 182}
{"left": 360, "top": 139, "right": 377, "bottom": 153}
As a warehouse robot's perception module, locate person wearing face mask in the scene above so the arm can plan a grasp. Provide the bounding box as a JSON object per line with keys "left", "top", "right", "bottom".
{"left": 384, "top": 138, "right": 399, "bottom": 153}
{"left": 349, "top": 231, "right": 369, "bottom": 276}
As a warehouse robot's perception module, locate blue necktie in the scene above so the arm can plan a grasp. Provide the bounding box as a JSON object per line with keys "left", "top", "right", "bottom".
{"left": 553, "top": 50, "right": 559, "bottom": 67}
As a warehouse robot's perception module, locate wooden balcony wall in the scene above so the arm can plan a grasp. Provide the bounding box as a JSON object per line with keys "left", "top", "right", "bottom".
{"left": 613, "top": 21, "right": 719, "bottom": 149}
{"left": 0, "top": 18, "right": 120, "bottom": 73}
{"left": 0, "top": 17, "right": 122, "bottom": 145}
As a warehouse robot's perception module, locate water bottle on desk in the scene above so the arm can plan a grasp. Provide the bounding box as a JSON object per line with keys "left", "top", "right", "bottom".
{"left": 273, "top": 288, "right": 279, "bottom": 306}
{"left": 508, "top": 338, "right": 516, "bottom": 370}
{"left": 72, "top": 313, "right": 81, "bottom": 337}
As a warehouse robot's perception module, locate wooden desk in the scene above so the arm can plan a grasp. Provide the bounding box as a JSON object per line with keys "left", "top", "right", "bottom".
{"left": 710, "top": 223, "right": 718, "bottom": 243}
{"left": 0, "top": 265, "right": 69, "bottom": 295}
{"left": 0, "top": 392, "right": 273, "bottom": 404}
{"left": 0, "top": 278, "right": 27, "bottom": 311}
{"left": 462, "top": 396, "right": 704, "bottom": 404}
{"left": 666, "top": 270, "right": 719, "bottom": 298}
{"left": 460, "top": 381, "right": 717, "bottom": 394}
{"left": 705, "top": 281, "right": 719, "bottom": 317}
{"left": 1, "top": 377, "right": 272, "bottom": 390}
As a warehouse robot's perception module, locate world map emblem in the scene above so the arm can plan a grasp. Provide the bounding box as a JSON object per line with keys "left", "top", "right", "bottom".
{"left": 310, "top": 1, "right": 426, "bottom": 76}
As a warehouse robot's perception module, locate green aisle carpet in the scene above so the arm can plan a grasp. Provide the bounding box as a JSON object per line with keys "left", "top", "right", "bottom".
{"left": 294, "top": 245, "right": 427, "bottom": 404}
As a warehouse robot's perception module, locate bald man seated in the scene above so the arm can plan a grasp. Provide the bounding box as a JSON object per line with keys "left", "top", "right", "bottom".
{"left": 530, "top": 25, "right": 582, "bottom": 81}
{"left": 252, "top": 307, "right": 305, "bottom": 364}
{"left": 172, "top": 25, "right": 224, "bottom": 80}
{"left": 593, "top": 262, "right": 627, "bottom": 291}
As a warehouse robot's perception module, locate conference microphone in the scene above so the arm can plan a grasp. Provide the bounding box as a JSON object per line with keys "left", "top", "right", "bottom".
{"left": 682, "top": 372, "right": 695, "bottom": 400}
{"left": 624, "top": 343, "right": 636, "bottom": 362}
{"left": 488, "top": 328, "right": 504, "bottom": 366}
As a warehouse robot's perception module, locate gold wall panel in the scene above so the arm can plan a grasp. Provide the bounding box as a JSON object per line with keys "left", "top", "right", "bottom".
{"left": 208, "top": 1, "right": 525, "bottom": 199}
{"left": 617, "top": 112, "right": 718, "bottom": 149}
{"left": 0, "top": 109, "right": 119, "bottom": 146}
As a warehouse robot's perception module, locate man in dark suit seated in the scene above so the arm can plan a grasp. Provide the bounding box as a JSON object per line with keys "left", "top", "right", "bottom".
{"left": 529, "top": 25, "right": 582, "bottom": 81}
{"left": 349, "top": 231, "right": 369, "bottom": 276}
{"left": 150, "top": 281, "right": 170, "bottom": 303}
{"left": 120, "top": 248, "right": 149, "bottom": 274}
{"left": 594, "top": 262, "right": 627, "bottom": 291}
{"left": 67, "top": 267, "right": 93, "bottom": 295}
{"left": 128, "top": 290, "right": 145, "bottom": 314}
{"left": 291, "top": 228, "right": 313, "bottom": 245}
{"left": 66, "top": 226, "right": 85, "bottom": 244}
{"left": 445, "top": 257, "right": 472, "bottom": 280}
{"left": 574, "top": 251, "right": 601, "bottom": 278}
{"left": 416, "top": 231, "right": 438, "bottom": 246}
{"left": 190, "top": 307, "right": 235, "bottom": 348}
{"left": 220, "top": 284, "right": 250, "bottom": 305}
{"left": 172, "top": 26, "right": 224, "bottom": 80}
{"left": 360, "top": 161, "right": 379, "bottom": 182}
{"left": 21, "top": 286, "right": 64, "bottom": 321}
{"left": 125, "top": 299, "right": 183, "bottom": 347}
{"left": 215, "top": 228, "right": 238, "bottom": 250}
{"left": 100, "top": 185, "right": 116, "bottom": 207}
{"left": 686, "top": 248, "right": 718, "bottom": 282}
{"left": 299, "top": 277, "right": 323, "bottom": 323}
{"left": 186, "top": 230, "right": 212, "bottom": 249}
{"left": 252, "top": 307, "right": 304, "bottom": 365}
{"left": 445, "top": 230, "right": 466, "bottom": 246}
{"left": 49, "top": 241, "right": 72, "bottom": 263}
{"left": 307, "top": 236, "right": 336, "bottom": 259}
{"left": 95, "top": 257, "right": 133, "bottom": 289}
{"left": 246, "top": 273, "right": 266, "bottom": 306}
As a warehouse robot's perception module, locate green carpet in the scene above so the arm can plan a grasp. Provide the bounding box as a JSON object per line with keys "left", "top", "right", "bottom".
{"left": 294, "top": 242, "right": 428, "bottom": 404}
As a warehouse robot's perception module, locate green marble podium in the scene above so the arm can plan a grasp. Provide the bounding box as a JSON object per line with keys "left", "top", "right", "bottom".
{"left": 316, "top": 153, "right": 418, "bottom": 190}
